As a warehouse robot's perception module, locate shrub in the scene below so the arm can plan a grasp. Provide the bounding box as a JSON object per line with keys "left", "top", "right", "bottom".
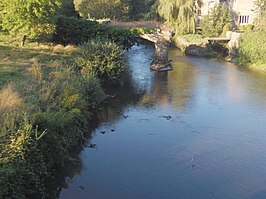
{"left": 0, "top": 60, "right": 105, "bottom": 197}
{"left": 237, "top": 30, "right": 266, "bottom": 68}
{"left": 180, "top": 34, "right": 204, "bottom": 44}
{"left": 0, "top": 114, "right": 48, "bottom": 199}
{"left": 53, "top": 16, "right": 99, "bottom": 45}
{"left": 130, "top": 27, "right": 155, "bottom": 36}
{"left": 239, "top": 24, "right": 254, "bottom": 31}
{"left": 200, "top": 4, "right": 231, "bottom": 37}
{"left": 53, "top": 16, "right": 135, "bottom": 48}
{"left": 76, "top": 39, "right": 126, "bottom": 81}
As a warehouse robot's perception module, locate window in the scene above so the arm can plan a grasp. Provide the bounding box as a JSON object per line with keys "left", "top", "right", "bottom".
{"left": 239, "top": 15, "right": 249, "bottom": 24}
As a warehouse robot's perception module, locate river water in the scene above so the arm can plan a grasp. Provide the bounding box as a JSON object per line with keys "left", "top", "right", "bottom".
{"left": 51, "top": 44, "right": 266, "bottom": 199}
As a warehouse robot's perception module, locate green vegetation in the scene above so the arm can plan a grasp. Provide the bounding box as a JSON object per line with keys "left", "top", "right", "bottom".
{"left": 200, "top": 4, "right": 231, "bottom": 37}
{"left": 179, "top": 34, "right": 204, "bottom": 44}
{"left": 239, "top": 24, "right": 254, "bottom": 31}
{"left": 53, "top": 16, "right": 135, "bottom": 47}
{"left": 0, "top": 15, "right": 128, "bottom": 197}
{"left": 157, "top": 0, "right": 201, "bottom": 35}
{"left": 1, "top": 0, "right": 61, "bottom": 39}
{"left": 237, "top": 31, "right": 266, "bottom": 70}
{"left": 76, "top": 39, "right": 126, "bottom": 80}
{"left": 236, "top": 0, "right": 266, "bottom": 70}
{"left": 73, "top": 0, "right": 156, "bottom": 21}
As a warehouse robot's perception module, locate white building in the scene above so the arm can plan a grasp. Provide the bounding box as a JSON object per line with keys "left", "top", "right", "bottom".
{"left": 198, "top": 0, "right": 256, "bottom": 25}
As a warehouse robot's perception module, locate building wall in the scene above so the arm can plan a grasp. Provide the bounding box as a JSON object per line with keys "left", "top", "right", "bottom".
{"left": 198, "top": 0, "right": 256, "bottom": 25}
{"left": 231, "top": 0, "right": 255, "bottom": 24}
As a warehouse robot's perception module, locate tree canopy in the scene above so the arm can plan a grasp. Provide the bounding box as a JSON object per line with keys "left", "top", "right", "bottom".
{"left": 1, "top": 0, "right": 61, "bottom": 38}
{"left": 254, "top": 0, "right": 266, "bottom": 30}
{"left": 73, "top": 0, "right": 155, "bottom": 20}
{"left": 157, "top": 0, "right": 201, "bottom": 35}
{"left": 200, "top": 4, "right": 231, "bottom": 37}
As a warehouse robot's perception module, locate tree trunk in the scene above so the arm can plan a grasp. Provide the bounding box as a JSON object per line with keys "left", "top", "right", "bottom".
{"left": 20, "top": 35, "right": 27, "bottom": 46}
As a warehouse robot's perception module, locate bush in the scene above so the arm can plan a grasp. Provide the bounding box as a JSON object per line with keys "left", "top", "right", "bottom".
{"left": 180, "top": 34, "right": 204, "bottom": 43}
{"left": 0, "top": 60, "right": 105, "bottom": 197}
{"left": 53, "top": 16, "right": 99, "bottom": 45}
{"left": 0, "top": 114, "right": 48, "bottom": 199}
{"left": 239, "top": 24, "right": 254, "bottom": 31}
{"left": 237, "top": 30, "right": 266, "bottom": 68}
{"left": 130, "top": 27, "right": 155, "bottom": 36}
{"left": 76, "top": 39, "right": 126, "bottom": 81}
{"left": 200, "top": 4, "right": 231, "bottom": 37}
{"left": 53, "top": 16, "right": 135, "bottom": 48}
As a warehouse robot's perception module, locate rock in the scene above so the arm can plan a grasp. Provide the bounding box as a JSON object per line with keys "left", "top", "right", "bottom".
{"left": 111, "top": 129, "right": 115, "bottom": 132}
{"left": 100, "top": 131, "right": 106, "bottom": 134}
{"left": 163, "top": 115, "right": 172, "bottom": 120}
{"left": 151, "top": 41, "right": 173, "bottom": 72}
{"left": 88, "top": 144, "right": 97, "bottom": 148}
{"left": 78, "top": 186, "right": 85, "bottom": 190}
{"left": 227, "top": 31, "right": 242, "bottom": 59}
{"left": 185, "top": 44, "right": 208, "bottom": 56}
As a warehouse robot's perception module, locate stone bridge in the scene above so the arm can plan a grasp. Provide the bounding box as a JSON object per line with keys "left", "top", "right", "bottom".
{"left": 139, "top": 29, "right": 173, "bottom": 72}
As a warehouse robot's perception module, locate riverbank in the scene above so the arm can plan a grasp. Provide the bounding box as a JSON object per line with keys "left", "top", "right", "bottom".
{"left": 171, "top": 31, "right": 266, "bottom": 72}
{"left": 0, "top": 35, "right": 126, "bottom": 198}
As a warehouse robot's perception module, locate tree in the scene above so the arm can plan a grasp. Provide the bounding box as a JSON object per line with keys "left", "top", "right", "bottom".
{"left": 125, "top": 0, "right": 155, "bottom": 20}
{"left": 74, "top": 0, "right": 155, "bottom": 20}
{"left": 200, "top": 4, "right": 231, "bottom": 37}
{"left": 254, "top": 0, "right": 266, "bottom": 30}
{"left": 58, "top": 0, "right": 79, "bottom": 17}
{"left": 1, "top": 0, "right": 61, "bottom": 39}
{"left": 157, "top": 0, "right": 201, "bottom": 35}
{"left": 74, "top": 0, "right": 128, "bottom": 20}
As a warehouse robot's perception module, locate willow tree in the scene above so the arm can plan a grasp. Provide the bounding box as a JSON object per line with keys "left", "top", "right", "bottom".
{"left": 158, "top": 0, "right": 201, "bottom": 35}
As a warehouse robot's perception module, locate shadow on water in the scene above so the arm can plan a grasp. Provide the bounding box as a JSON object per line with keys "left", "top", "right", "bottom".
{"left": 45, "top": 45, "right": 266, "bottom": 199}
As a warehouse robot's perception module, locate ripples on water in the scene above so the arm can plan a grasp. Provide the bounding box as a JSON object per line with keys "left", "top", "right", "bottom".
{"left": 50, "top": 44, "right": 266, "bottom": 199}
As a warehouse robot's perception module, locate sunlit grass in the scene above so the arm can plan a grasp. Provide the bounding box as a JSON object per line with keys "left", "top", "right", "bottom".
{"left": 0, "top": 36, "right": 77, "bottom": 87}
{"left": 0, "top": 84, "right": 23, "bottom": 116}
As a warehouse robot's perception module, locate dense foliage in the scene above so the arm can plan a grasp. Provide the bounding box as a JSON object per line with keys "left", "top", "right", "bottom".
{"left": 0, "top": 59, "right": 105, "bottom": 198}
{"left": 254, "top": 0, "right": 266, "bottom": 30}
{"left": 53, "top": 16, "right": 135, "bottom": 47}
{"left": 200, "top": 4, "right": 231, "bottom": 37}
{"left": 237, "top": 2, "right": 266, "bottom": 69}
{"left": 1, "top": 0, "right": 61, "bottom": 38}
{"left": 237, "top": 31, "right": 266, "bottom": 68}
{"left": 76, "top": 39, "right": 126, "bottom": 81}
{"left": 157, "top": 0, "right": 202, "bottom": 35}
{"left": 73, "top": 0, "right": 156, "bottom": 20}
{"left": 236, "top": 0, "right": 266, "bottom": 69}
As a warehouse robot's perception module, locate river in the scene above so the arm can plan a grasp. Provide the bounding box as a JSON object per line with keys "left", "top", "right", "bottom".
{"left": 49, "top": 44, "right": 266, "bottom": 199}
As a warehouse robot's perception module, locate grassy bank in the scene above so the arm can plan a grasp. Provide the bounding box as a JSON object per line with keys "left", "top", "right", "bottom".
{"left": 0, "top": 35, "right": 126, "bottom": 198}
{"left": 236, "top": 30, "right": 266, "bottom": 71}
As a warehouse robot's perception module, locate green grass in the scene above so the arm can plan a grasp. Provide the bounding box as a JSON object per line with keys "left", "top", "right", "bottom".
{"left": 180, "top": 34, "right": 205, "bottom": 44}
{"left": 0, "top": 36, "right": 77, "bottom": 87}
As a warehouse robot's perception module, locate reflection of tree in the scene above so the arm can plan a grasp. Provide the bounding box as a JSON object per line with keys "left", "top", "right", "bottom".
{"left": 140, "top": 48, "right": 196, "bottom": 110}
{"left": 139, "top": 72, "right": 170, "bottom": 106}
{"left": 166, "top": 53, "right": 196, "bottom": 109}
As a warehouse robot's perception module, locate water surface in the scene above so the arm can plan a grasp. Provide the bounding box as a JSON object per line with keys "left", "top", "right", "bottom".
{"left": 54, "top": 45, "right": 266, "bottom": 199}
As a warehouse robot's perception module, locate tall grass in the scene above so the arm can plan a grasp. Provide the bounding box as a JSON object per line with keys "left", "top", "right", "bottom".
{"left": 237, "top": 31, "right": 266, "bottom": 69}
{"left": 0, "top": 41, "right": 109, "bottom": 198}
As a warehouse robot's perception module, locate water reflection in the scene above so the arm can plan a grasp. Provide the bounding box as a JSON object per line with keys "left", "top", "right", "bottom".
{"left": 49, "top": 45, "right": 266, "bottom": 199}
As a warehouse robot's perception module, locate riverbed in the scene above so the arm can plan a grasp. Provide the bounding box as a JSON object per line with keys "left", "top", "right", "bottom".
{"left": 49, "top": 44, "right": 266, "bottom": 199}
